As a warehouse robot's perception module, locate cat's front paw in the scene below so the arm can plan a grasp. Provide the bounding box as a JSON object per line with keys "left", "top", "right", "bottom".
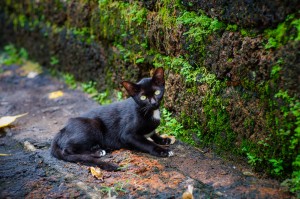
{"left": 98, "top": 150, "right": 106, "bottom": 157}
{"left": 93, "top": 150, "right": 106, "bottom": 157}
{"left": 160, "top": 137, "right": 172, "bottom": 145}
{"left": 152, "top": 146, "right": 174, "bottom": 157}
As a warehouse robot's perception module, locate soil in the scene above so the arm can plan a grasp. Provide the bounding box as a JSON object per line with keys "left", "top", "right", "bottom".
{"left": 0, "top": 65, "right": 292, "bottom": 198}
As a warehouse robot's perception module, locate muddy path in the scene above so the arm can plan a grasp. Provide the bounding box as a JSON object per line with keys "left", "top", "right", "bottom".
{"left": 0, "top": 65, "right": 292, "bottom": 198}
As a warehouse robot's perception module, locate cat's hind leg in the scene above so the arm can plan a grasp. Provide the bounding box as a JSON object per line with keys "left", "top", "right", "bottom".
{"left": 60, "top": 147, "right": 118, "bottom": 171}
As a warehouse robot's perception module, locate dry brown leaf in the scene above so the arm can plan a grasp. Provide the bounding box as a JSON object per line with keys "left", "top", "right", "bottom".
{"left": 161, "top": 134, "right": 176, "bottom": 144}
{"left": 48, "top": 90, "right": 64, "bottom": 99}
{"left": 0, "top": 113, "right": 28, "bottom": 129}
{"left": 182, "top": 185, "right": 194, "bottom": 199}
{"left": 90, "top": 166, "right": 103, "bottom": 180}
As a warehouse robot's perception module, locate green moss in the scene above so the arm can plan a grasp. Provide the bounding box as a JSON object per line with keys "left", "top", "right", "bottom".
{"left": 226, "top": 24, "right": 238, "bottom": 32}
{"left": 97, "top": 0, "right": 147, "bottom": 44}
{"left": 264, "top": 14, "right": 300, "bottom": 49}
{"left": 177, "top": 10, "right": 225, "bottom": 56}
{"left": 240, "top": 28, "right": 256, "bottom": 37}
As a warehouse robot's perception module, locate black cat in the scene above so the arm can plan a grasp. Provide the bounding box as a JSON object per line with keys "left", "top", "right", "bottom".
{"left": 51, "top": 67, "right": 173, "bottom": 171}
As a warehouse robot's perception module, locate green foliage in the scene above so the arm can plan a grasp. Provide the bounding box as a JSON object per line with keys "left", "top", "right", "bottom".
{"left": 81, "top": 81, "right": 112, "bottom": 105}
{"left": 291, "top": 155, "right": 300, "bottom": 196}
{"left": 63, "top": 73, "right": 77, "bottom": 89}
{"left": 116, "top": 91, "right": 123, "bottom": 101}
{"left": 264, "top": 14, "right": 300, "bottom": 49}
{"left": 0, "top": 44, "right": 28, "bottom": 65}
{"left": 202, "top": 86, "right": 235, "bottom": 150}
{"left": 246, "top": 152, "right": 262, "bottom": 167}
{"left": 269, "top": 159, "right": 283, "bottom": 176}
{"left": 269, "top": 90, "right": 300, "bottom": 191}
{"left": 98, "top": 0, "right": 147, "bottom": 44}
{"left": 270, "top": 59, "right": 283, "bottom": 79}
{"left": 226, "top": 24, "right": 238, "bottom": 32}
{"left": 50, "top": 56, "right": 59, "bottom": 66}
{"left": 177, "top": 11, "right": 225, "bottom": 55}
{"left": 240, "top": 28, "right": 256, "bottom": 37}
{"left": 70, "top": 27, "right": 95, "bottom": 44}
{"left": 99, "top": 181, "right": 128, "bottom": 196}
{"left": 291, "top": 18, "right": 300, "bottom": 41}
{"left": 81, "top": 81, "right": 98, "bottom": 94}
{"left": 157, "top": 108, "right": 184, "bottom": 137}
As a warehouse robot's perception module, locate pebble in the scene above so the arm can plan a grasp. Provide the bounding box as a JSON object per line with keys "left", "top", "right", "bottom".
{"left": 24, "top": 141, "right": 36, "bottom": 151}
{"left": 243, "top": 171, "right": 255, "bottom": 176}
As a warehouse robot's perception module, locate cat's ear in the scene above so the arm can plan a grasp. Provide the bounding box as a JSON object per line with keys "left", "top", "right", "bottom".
{"left": 152, "top": 67, "right": 165, "bottom": 86}
{"left": 122, "top": 81, "right": 140, "bottom": 96}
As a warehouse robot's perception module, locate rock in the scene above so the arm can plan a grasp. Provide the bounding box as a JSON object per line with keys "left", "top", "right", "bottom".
{"left": 243, "top": 171, "right": 255, "bottom": 177}
{"left": 24, "top": 141, "right": 36, "bottom": 151}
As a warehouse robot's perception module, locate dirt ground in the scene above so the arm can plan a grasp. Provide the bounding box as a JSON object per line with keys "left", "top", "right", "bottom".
{"left": 0, "top": 65, "right": 292, "bottom": 198}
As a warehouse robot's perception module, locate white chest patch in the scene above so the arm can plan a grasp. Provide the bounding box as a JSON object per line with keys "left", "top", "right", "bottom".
{"left": 153, "top": 109, "right": 160, "bottom": 120}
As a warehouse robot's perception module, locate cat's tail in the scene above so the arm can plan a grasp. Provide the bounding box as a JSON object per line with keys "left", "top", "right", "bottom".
{"left": 50, "top": 133, "right": 119, "bottom": 172}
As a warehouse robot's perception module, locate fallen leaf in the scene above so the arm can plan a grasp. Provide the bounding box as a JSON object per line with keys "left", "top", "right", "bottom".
{"left": 161, "top": 134, "right": 176, "bottom": 144}
{"left": 0, "top": 153, "right": 12, "bottom": 156}
{"left": 48, "top": 90, "right": 64, "bottom": 99}
{"left": 182, "top": 185, "right": 194, "bottom": 199}
{"left": 90, "top": 166, "right": 104, "bottom": 180}
{"left": 0, "top": 113, "right": 28, "bottom": 128}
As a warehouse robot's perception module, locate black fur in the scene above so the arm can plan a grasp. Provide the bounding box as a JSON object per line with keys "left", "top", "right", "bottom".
{"left": 51, "top": 67, "right": 172, "bottom": 171}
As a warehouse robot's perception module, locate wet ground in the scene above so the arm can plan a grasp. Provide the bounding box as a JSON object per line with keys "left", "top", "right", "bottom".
{"left": 0, "top": 65, "right": 292, "bottom": 198}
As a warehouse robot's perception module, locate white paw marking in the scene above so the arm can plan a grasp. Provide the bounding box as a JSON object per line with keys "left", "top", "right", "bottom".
{"left": 153, "top": 109, "right": 160, "bottom": 120}
{"left": 168, "top": 151, "right": 174, "bottom": 157}
{"left": 98, "top": 150, "right": 106, "bottom": 157}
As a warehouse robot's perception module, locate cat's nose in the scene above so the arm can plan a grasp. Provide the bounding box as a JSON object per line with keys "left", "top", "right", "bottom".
{"left": 150, "top": 98, "right": 159, "bottom": 108}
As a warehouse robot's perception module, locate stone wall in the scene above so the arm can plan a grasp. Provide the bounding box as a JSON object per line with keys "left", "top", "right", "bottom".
{"left": 0, "top": 0, "right": 299, "bottom": 188}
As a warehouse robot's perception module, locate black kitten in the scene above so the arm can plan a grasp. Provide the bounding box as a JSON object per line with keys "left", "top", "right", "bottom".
{"left": 51, "top": 67, "right": 173, "bottom": 171}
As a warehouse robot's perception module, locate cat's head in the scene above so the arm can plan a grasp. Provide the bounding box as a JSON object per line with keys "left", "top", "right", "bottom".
{"left": 122, "top": 67, "right": 165, "bottom": 110}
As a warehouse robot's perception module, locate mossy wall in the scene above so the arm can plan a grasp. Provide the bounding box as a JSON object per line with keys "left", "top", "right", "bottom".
{"left": 0, "top": 0, "right": 299, "bottom": 192}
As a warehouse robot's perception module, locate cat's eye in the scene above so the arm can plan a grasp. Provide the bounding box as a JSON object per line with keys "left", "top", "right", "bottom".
{"left": 154, "top": 90, "right": 161, "bottom": 95}
{"left": 140, "top": 95, "right": 146, "bottom": 100}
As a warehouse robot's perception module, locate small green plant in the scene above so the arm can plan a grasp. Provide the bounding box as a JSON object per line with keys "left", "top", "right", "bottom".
{"left": 63, "top": 73, "right": 77, "bottom": 89}
{"left": 116, "top": 91, "right": 123, "bottom": 101}
{"left": 157, "top": 108, "right": 184, "bottom": 137}
{"left": 81, "top": 81, "right": 112, "bottom": 105}
{"left": 99, "top": 181, "right": 128, "bottom": 196}
{"left": 270, "top": 59, "right": 283, "bottom": 79}
{"left": 94, "top": 90, "right": 112, "bottom": 105}
{"left": 246, "top": 152, "right": 262, "bottom": 167}
{"left": 226, "top": 24, "right": 238, "bottom": 32}
{"left": 50, "top": 56, "right": 59, "bottom": 66}
{"left": 81, "top": 81, "right": 98, "bottom": 95}
{"left": 269, "top": 159, "right": 283, "bottom": 176}
{"left": 0, "top": 44, "right": 28, "bottom": 65}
